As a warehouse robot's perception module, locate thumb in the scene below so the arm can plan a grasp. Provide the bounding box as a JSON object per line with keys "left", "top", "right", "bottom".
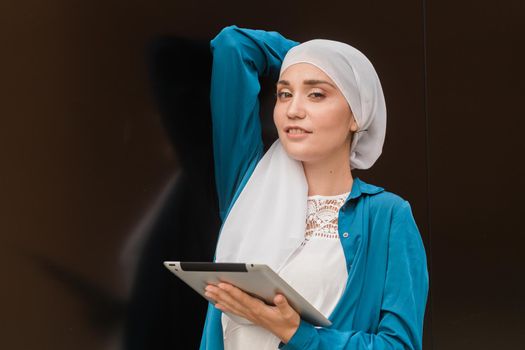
{"left": 274, "top": 294, "right": 289, "bottom": 311}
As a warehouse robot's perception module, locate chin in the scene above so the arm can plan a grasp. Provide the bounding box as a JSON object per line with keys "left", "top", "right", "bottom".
{"left": 280, "top": 142, "right": 318, "bottom": 163}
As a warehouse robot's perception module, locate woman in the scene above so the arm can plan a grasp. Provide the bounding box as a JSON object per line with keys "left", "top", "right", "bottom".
{"left": 200, "top": 25, "right": 428, "bottom": 350}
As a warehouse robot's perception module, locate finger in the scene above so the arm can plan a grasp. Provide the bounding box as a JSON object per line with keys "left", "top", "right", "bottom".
{"left": 217, "top": 283, "right": 269, "bottom": 321}
{"left": 274, "top": 294, "right": 292, "bottom": 314}
{"left": 214, "top": 303, "right": 230, "bottom": 313}
{"left": 204, "top": 289, "right": 220, "bottom": 303}
{"left": 274, "top": 294, "right": 285, "bottom": 305}
{"left": 218, "top": 283, "right": 256, "bottom": 309}
{"left": 212, "top": 284, "right": 248, "bottom": 315}
{"left": 205, "top": 285, "right": 232, "bottom": 306}
{"left": 220, "top": 283, "right": 266, "bottom": 310}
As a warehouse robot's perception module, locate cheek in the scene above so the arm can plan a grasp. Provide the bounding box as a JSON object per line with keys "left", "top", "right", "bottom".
{"left": 273, "top": 105, "right": 284, "bottom": 129}
{"left": 315, "top": 105, "right": 351, "bottom": 134}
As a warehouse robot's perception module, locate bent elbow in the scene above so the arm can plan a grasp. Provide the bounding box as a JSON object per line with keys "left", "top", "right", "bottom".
{"left": 211, "top": 25, "right": 244, "bottom": 53}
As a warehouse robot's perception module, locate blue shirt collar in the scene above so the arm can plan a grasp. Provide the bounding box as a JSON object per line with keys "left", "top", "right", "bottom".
{"left": 348, "top": 177, "right": 384, "bottom": 201}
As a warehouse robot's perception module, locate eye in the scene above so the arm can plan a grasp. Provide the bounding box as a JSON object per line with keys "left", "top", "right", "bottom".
{"left": 276, "top": 91, "right": 292, "bottom": 99}
{"left": 307, "top": 88, "right": 326, "bottom": 99}
{"left": 308, "top": 91, "right": 325, "bottom": 99}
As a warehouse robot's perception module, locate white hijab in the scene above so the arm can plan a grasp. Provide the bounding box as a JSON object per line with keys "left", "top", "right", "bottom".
{"left": 215, "top": 39, "right": 386, "bottom": 271}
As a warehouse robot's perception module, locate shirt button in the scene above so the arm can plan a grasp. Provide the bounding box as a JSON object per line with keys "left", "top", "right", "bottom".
{"left": 342, "top": 232, "right": 349, "bottom": 238}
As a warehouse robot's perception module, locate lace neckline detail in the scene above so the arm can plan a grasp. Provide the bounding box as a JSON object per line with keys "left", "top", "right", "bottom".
{"left": 304, "top": 192, "right": 349, "bottom": 242}
{"left": 307, "top": 191, "right": 350, "bottom": 200}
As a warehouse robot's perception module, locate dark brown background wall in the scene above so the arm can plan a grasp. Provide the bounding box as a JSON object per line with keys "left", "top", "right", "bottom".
{"left": 1, "top": 0, "right": 523, "bottom": 349}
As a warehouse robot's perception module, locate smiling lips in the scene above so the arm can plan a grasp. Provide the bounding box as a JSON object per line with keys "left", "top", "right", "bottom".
{"left": 285, "top": 126, "right": 312, "bottom": 134}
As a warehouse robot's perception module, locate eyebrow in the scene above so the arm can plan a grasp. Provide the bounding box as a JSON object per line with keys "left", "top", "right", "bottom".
{"left": 277, "top": 79, "right": 336, "bottom": 88}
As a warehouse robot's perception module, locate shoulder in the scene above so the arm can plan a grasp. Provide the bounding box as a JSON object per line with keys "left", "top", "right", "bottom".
{"left": 356, "top": 180, "right": 415, "bottom": 224}
{"left": 369, "top": 190, "right": 406, "bottom": 208}
{"left": 365, "top": 191, "right": 409, "bottom": 229}
{"left": 361, "top": 182, "right": 409, "bottom": 215}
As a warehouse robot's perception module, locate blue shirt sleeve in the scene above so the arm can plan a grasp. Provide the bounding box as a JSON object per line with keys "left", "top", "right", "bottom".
{"left": 200, "top": 26, "right": 298, "bottom": 350}
{"left": 281, "top": 200, "right": 429, "bottom": 350}
{"left": 210, "top": 25, "right": 298, "bottom": 221}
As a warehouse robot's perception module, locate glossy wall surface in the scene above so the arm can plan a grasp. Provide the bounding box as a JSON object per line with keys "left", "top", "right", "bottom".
{"left": 1, "top": 0, "right": 523, "bottom": 349}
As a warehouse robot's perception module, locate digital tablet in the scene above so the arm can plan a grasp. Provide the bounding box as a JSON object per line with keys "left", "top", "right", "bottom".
{"left": 163, "top": 261, "right": 331, "bottom": 327}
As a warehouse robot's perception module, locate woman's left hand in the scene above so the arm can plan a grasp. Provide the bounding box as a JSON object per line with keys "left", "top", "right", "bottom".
{"left": 205, "top": 283, "right": 300, "bottom": 343}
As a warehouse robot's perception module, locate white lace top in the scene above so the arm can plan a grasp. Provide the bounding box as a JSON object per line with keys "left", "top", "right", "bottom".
{"left": 221, "top": 191, "right": 350, "bottom": 349}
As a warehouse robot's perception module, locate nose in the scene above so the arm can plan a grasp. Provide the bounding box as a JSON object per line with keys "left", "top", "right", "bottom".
{"left": 286, "top": 96, "right": 306, "bottom": 119}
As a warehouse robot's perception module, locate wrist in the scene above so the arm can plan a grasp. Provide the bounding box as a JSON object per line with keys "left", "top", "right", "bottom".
{"left": 279, "top": 319, "right": 300, "bottom": 344}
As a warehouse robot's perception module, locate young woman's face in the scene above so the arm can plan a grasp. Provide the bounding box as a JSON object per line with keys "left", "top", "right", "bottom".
{"left": 273, "top": 63, "right": 358, "bottom": 164}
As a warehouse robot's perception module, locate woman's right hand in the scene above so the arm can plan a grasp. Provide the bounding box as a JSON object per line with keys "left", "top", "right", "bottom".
{"left": 205, "top": 282, "right": 300, "bottom": 344}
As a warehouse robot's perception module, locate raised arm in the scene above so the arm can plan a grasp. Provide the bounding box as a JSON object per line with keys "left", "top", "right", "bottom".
{"left": 210, "top": 25, "right": 298, "bottom": 220}
{"left": 281, "top": 201, "right": 429, "bottom": 350}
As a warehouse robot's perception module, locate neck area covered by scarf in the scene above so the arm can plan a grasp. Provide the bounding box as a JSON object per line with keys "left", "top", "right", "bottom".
{"left": 215, "top": 140, "right": 309, "bottom": 272}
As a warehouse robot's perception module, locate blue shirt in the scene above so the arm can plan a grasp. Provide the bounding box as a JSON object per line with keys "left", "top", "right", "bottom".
{"left": 200, "top": 25, "right": 429, "bottom": 350}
